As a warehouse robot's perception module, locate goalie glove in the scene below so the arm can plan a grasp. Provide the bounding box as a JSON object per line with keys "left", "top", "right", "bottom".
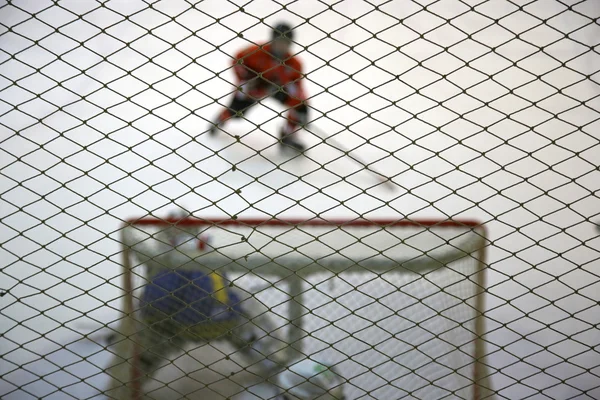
{"left": 276, "top": 359, "right": 345, "bottom": 400}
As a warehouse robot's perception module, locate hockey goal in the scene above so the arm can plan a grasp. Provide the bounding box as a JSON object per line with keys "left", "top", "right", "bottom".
{"left": 116, "top": 217, "right": 492, "bottom": 399}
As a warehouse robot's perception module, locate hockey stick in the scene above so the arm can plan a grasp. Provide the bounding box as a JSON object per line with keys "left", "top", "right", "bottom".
{"left": 305, "top": 124, "right": 396, "bottom": 190}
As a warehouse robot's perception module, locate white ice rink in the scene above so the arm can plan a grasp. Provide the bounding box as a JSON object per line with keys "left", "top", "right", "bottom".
{"left": 1, "top": 0, "right": 599, "bottom": 398}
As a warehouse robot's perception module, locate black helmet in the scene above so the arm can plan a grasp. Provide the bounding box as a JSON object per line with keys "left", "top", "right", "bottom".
{"left": 272, "top": 22, "right": 294, "bottom": 41}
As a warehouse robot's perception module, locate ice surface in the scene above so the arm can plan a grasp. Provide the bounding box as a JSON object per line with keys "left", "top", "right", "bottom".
{"left": 1, "top": 0, "right": 599, "bottom": 398}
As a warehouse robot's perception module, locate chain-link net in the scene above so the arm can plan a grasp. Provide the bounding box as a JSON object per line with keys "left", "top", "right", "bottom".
{"left": 1, "top": 0, "right": 599, "bottom": 399}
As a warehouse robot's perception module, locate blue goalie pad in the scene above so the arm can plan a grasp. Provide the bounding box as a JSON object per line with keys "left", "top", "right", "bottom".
{"left": 140, "top": 269, "right": 243, "bottom": 328}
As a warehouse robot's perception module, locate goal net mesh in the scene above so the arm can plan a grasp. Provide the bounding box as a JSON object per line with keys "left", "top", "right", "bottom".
{"left": 1, "top": 0, "right": 599, "bottom": 399}
{"left": 117, "top": 218, "right": 489, "bottom": 399}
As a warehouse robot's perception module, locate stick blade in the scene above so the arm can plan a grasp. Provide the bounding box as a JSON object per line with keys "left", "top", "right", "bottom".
{"left": 377, "top": 176, "right": 396, "bottom": 191}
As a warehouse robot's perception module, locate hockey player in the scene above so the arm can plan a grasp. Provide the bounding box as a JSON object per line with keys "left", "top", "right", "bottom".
{"left": 209, "top": 22, "right": 308, "bottom": 152}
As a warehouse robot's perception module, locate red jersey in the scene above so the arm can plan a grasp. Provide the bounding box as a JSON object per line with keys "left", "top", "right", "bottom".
{"left": 232, "top": 43, "right": 304, "bottom": 88}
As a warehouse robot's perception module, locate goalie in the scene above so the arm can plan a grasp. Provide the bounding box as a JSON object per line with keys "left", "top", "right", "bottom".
{"left": 209, "top": 22, "right": 308, "bottom": 152}
{"left": 104, "top": 218, "right": 344, "bottom": 399}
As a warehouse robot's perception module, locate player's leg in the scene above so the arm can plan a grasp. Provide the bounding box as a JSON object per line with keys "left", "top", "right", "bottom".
{"left": 209, "top": 80, "right": 270, "bottom": 136}
{"left": 227, "top": 291, "right": 288, "bottom": 375}
{"left": 273, "top": 91, "right": 308, "bottom": 152}
{"left": 209, "top": 95, "right": 256, "bottom": 136}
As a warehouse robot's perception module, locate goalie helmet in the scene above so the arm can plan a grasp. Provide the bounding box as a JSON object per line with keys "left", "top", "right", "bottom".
{"left": 277, "top": 359, "right": 344, "bottom": 400}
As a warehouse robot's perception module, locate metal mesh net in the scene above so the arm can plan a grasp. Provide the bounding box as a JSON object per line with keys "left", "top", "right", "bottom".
{"left": 1, "top": 0, "right": 599, "bottom": 399}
